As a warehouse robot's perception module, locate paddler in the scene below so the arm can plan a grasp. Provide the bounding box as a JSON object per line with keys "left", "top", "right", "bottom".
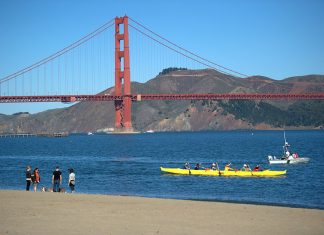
{"left": 194, "top": 163, "right": 201, "bottom": 170}
{"left": 184, "top": 162, "right": 190, "bottom": 169}
{"left": 241, "top": 164, "right": 251, "bottom": 171}
{"left": 224, "top": 163, "right": 233, "bottom": 171}
{"left": 211, "top": 163, "right": 217, "bottom": 170}
{"left": 253, "top": 164, "right": 262, "bottom": 172}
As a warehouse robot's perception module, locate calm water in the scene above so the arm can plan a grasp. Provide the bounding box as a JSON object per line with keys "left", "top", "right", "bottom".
{"left": 0, "top": 131, "right": 323, "bottom": 209}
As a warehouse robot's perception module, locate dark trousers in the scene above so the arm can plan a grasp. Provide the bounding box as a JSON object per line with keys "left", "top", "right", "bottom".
{"left": 69, "top": 184, "right": 75, "bottom": 192}
{"left": 53, "top": 180, "right": 60, "bottom": 192}
{"left": 26, "top": 180, "right": 31, "bottom": 191}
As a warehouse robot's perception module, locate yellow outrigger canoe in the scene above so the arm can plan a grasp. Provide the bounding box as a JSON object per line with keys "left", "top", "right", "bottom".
{"left": 160, "top": 167, "right": 286, "bottom": 177}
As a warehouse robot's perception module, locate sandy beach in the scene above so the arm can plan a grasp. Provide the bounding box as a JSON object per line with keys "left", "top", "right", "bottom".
{"left": 1, "top": 190, "right": 323, "bottom": 235}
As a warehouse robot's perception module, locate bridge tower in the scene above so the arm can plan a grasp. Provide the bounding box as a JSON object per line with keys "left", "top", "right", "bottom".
{"left": 114, "top": 16, "right": 133, "bottom": 131}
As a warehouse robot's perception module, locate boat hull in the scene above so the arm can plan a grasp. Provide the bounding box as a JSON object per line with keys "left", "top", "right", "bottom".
{"left": 160, "top": 167, "right": 286, "bottom": 177}
{"left": 160, "top": 167, "right": 221, "bottom": 176}
{"left": 268, "top": 156, "right": 310, "bottom": 164}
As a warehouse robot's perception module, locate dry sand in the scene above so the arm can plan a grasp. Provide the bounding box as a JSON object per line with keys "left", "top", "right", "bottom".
{"left": 0, "top": 190, "right": 323, "bottom": 235}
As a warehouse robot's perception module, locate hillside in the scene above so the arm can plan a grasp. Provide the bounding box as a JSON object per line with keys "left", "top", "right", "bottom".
{"left": 1, "top": 69, "right": 324, "bottom": 133}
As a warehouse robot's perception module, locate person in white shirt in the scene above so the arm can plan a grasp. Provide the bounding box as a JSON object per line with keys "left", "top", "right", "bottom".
{"left": 285, "top": 151, "right": 290, "bottom": 158}
{"left": 68, "top": 168, "right": 75, "bottom": 193}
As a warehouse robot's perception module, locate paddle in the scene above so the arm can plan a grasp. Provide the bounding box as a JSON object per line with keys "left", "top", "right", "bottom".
{"left": 247, "top": 164, "right": 254, "bottom": 176}
{"left": 216, "top": 162, "right": 221, "bottom": 176}
{"left": 184, "top": 163, "right": 191, "bottom": 175}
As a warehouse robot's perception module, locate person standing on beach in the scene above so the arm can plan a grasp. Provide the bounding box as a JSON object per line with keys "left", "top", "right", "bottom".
{"left": 68, "top": 168, "right": 75, "bottom": 193}
{"left": 32, "top": 168, "right": 41, "bottom": 192}
{"left": 25, "top": 166, "right": 32, "bottom": 191}
{"left": 52, "top": 166, "right": 62, "bottom": 192}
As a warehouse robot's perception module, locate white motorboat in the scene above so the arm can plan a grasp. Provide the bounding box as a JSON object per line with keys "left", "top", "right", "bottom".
{"left": 268, "top": 155, "right": 310, "bottom": 164}
{"left": 267, "top": 132, "right": 310, "bottom": 164}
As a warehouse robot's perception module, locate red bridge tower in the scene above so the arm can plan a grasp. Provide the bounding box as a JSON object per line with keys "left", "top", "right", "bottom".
{"left": 114, "top": 16, "right": 133, "bottom": 132}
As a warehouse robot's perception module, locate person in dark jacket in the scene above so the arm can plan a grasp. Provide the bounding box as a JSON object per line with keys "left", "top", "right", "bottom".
{"left": 52, "top": 166, "right": 62, "bottom": 192}
{"left": 25, "top": 166, "right": 32, "bottom": 191}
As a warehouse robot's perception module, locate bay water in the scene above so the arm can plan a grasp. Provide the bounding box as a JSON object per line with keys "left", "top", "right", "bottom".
{"left": 0, "top": 130, "right": 323, "bottom": 209}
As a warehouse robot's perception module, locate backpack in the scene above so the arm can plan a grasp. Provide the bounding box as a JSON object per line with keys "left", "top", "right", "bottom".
{"left": 31, "top": 173, "right": 36, "bottom": 183}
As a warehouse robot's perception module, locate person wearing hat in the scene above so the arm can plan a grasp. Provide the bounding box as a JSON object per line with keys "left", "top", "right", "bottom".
{"left": 241, "top": 164, "right": 251, "bottom": 171}
{"left": 52, "top": 166, "right": 62, "bottom": 192}
{"left": 183, "top": 162, "right": 190, "bottom": 170}
{"left": 211, "top": 163, "right": 218, "bottom": 170}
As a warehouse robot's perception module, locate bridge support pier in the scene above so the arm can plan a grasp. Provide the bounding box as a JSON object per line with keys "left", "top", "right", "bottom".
{"left": 114, "top": 16, "right": 133, "bottom": 132}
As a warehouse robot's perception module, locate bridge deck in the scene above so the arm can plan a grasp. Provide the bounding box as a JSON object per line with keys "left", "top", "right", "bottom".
{"left": 1, "top": 93, "right": 324, "bottom": 103}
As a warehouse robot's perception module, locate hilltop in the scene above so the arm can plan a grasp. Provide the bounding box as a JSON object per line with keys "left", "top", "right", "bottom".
{"left": 1, "top": 69, "right": 324, "bottom": 133}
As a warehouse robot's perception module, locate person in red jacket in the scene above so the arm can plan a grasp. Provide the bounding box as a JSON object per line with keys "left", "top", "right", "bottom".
{"left": 253, "top": 164, "right": 262, "bottom": 172}
{"left": 32, "top": 168, "right": 41, "bottom": 192}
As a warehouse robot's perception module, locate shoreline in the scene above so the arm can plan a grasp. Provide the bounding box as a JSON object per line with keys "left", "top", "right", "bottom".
{"left": 3, "top": 188, "right": 324, "bottom": 210}
{"left": 187, "top": 197, "right": 324, "bottom": 211}
{"left": 82, "top": 193, "right": 324, "bottom": 211}
{"left": 1, "top": 129, "right": 323, "bottom": 136}
{"left": 1, "top": 190, "right": 324, "bottom": 235}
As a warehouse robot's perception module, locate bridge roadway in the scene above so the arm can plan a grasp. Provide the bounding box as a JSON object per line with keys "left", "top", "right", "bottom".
{"left": 1, "top": 93, "right": 324, "bottom": 103}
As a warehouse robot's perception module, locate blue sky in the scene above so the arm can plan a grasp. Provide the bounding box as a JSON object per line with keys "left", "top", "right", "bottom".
{"left": 1, "top": 0, "right": 324, "bottom": 114}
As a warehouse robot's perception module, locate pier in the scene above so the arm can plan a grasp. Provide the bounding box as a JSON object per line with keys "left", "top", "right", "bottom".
{"left": 0, "top": 133, "right": 36, "bottom": 138}
{"left": 0, "top": 132, "right": 68, "bottom": 138}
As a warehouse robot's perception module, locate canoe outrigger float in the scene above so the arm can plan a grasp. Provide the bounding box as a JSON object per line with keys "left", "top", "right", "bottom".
{"left": 160, "top": 167, "right": 287, "bottom": 177}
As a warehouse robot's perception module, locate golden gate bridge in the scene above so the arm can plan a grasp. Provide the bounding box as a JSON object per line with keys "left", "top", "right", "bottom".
{"left": 1, "top": 16, "right": 324, "bottom": 132}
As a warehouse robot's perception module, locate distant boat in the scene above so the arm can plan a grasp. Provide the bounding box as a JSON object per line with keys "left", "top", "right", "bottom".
{"left": 87, "top": 132, "right": 93, "bottom": 135}
{"left": 268, "top": 132, "right": 310, "bottom": 164}
{"left": 145, "top": 130, "right": 154, "bottom": 133}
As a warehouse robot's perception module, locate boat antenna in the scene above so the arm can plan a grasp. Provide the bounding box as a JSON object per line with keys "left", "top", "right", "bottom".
{"left": 284, "top": 131, "right": 289, "bottom": 146}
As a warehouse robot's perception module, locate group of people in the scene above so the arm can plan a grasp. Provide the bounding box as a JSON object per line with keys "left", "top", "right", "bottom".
{"left": 25, "top": 165, "right": 75, "bottom": 193}
{"left": 225, "top": 163, "right": 255, "bottom": 171}
{"left": 25, "top": 166, "right": 40, "bottom": 192}
{"left": 184, "top": 162, "right": 219, "bottom": 170}
{"left": 184, "top": 162, "right": 263, "bottom": 172}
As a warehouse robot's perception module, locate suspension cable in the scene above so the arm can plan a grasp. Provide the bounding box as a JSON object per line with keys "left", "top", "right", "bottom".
{"left": 129, "top": 17, "right": 248, "bottom": 78}
{"left": 0, "top": 18, "right": 115, "bottom": 84}
{"left": 129, "top": 23, "right": 235, "bottom": 77}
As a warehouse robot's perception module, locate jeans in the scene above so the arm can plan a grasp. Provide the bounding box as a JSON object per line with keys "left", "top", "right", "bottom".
{"left": 26, "top": 180, "right": 31, "bottom": 191}
{"left": 53, "top": 180, "right": 60, "bottom": 192}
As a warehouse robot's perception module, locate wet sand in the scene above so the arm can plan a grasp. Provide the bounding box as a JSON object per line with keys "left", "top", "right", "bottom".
{"left": 1, "top": 190, "right": 323, "bottom": 235}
